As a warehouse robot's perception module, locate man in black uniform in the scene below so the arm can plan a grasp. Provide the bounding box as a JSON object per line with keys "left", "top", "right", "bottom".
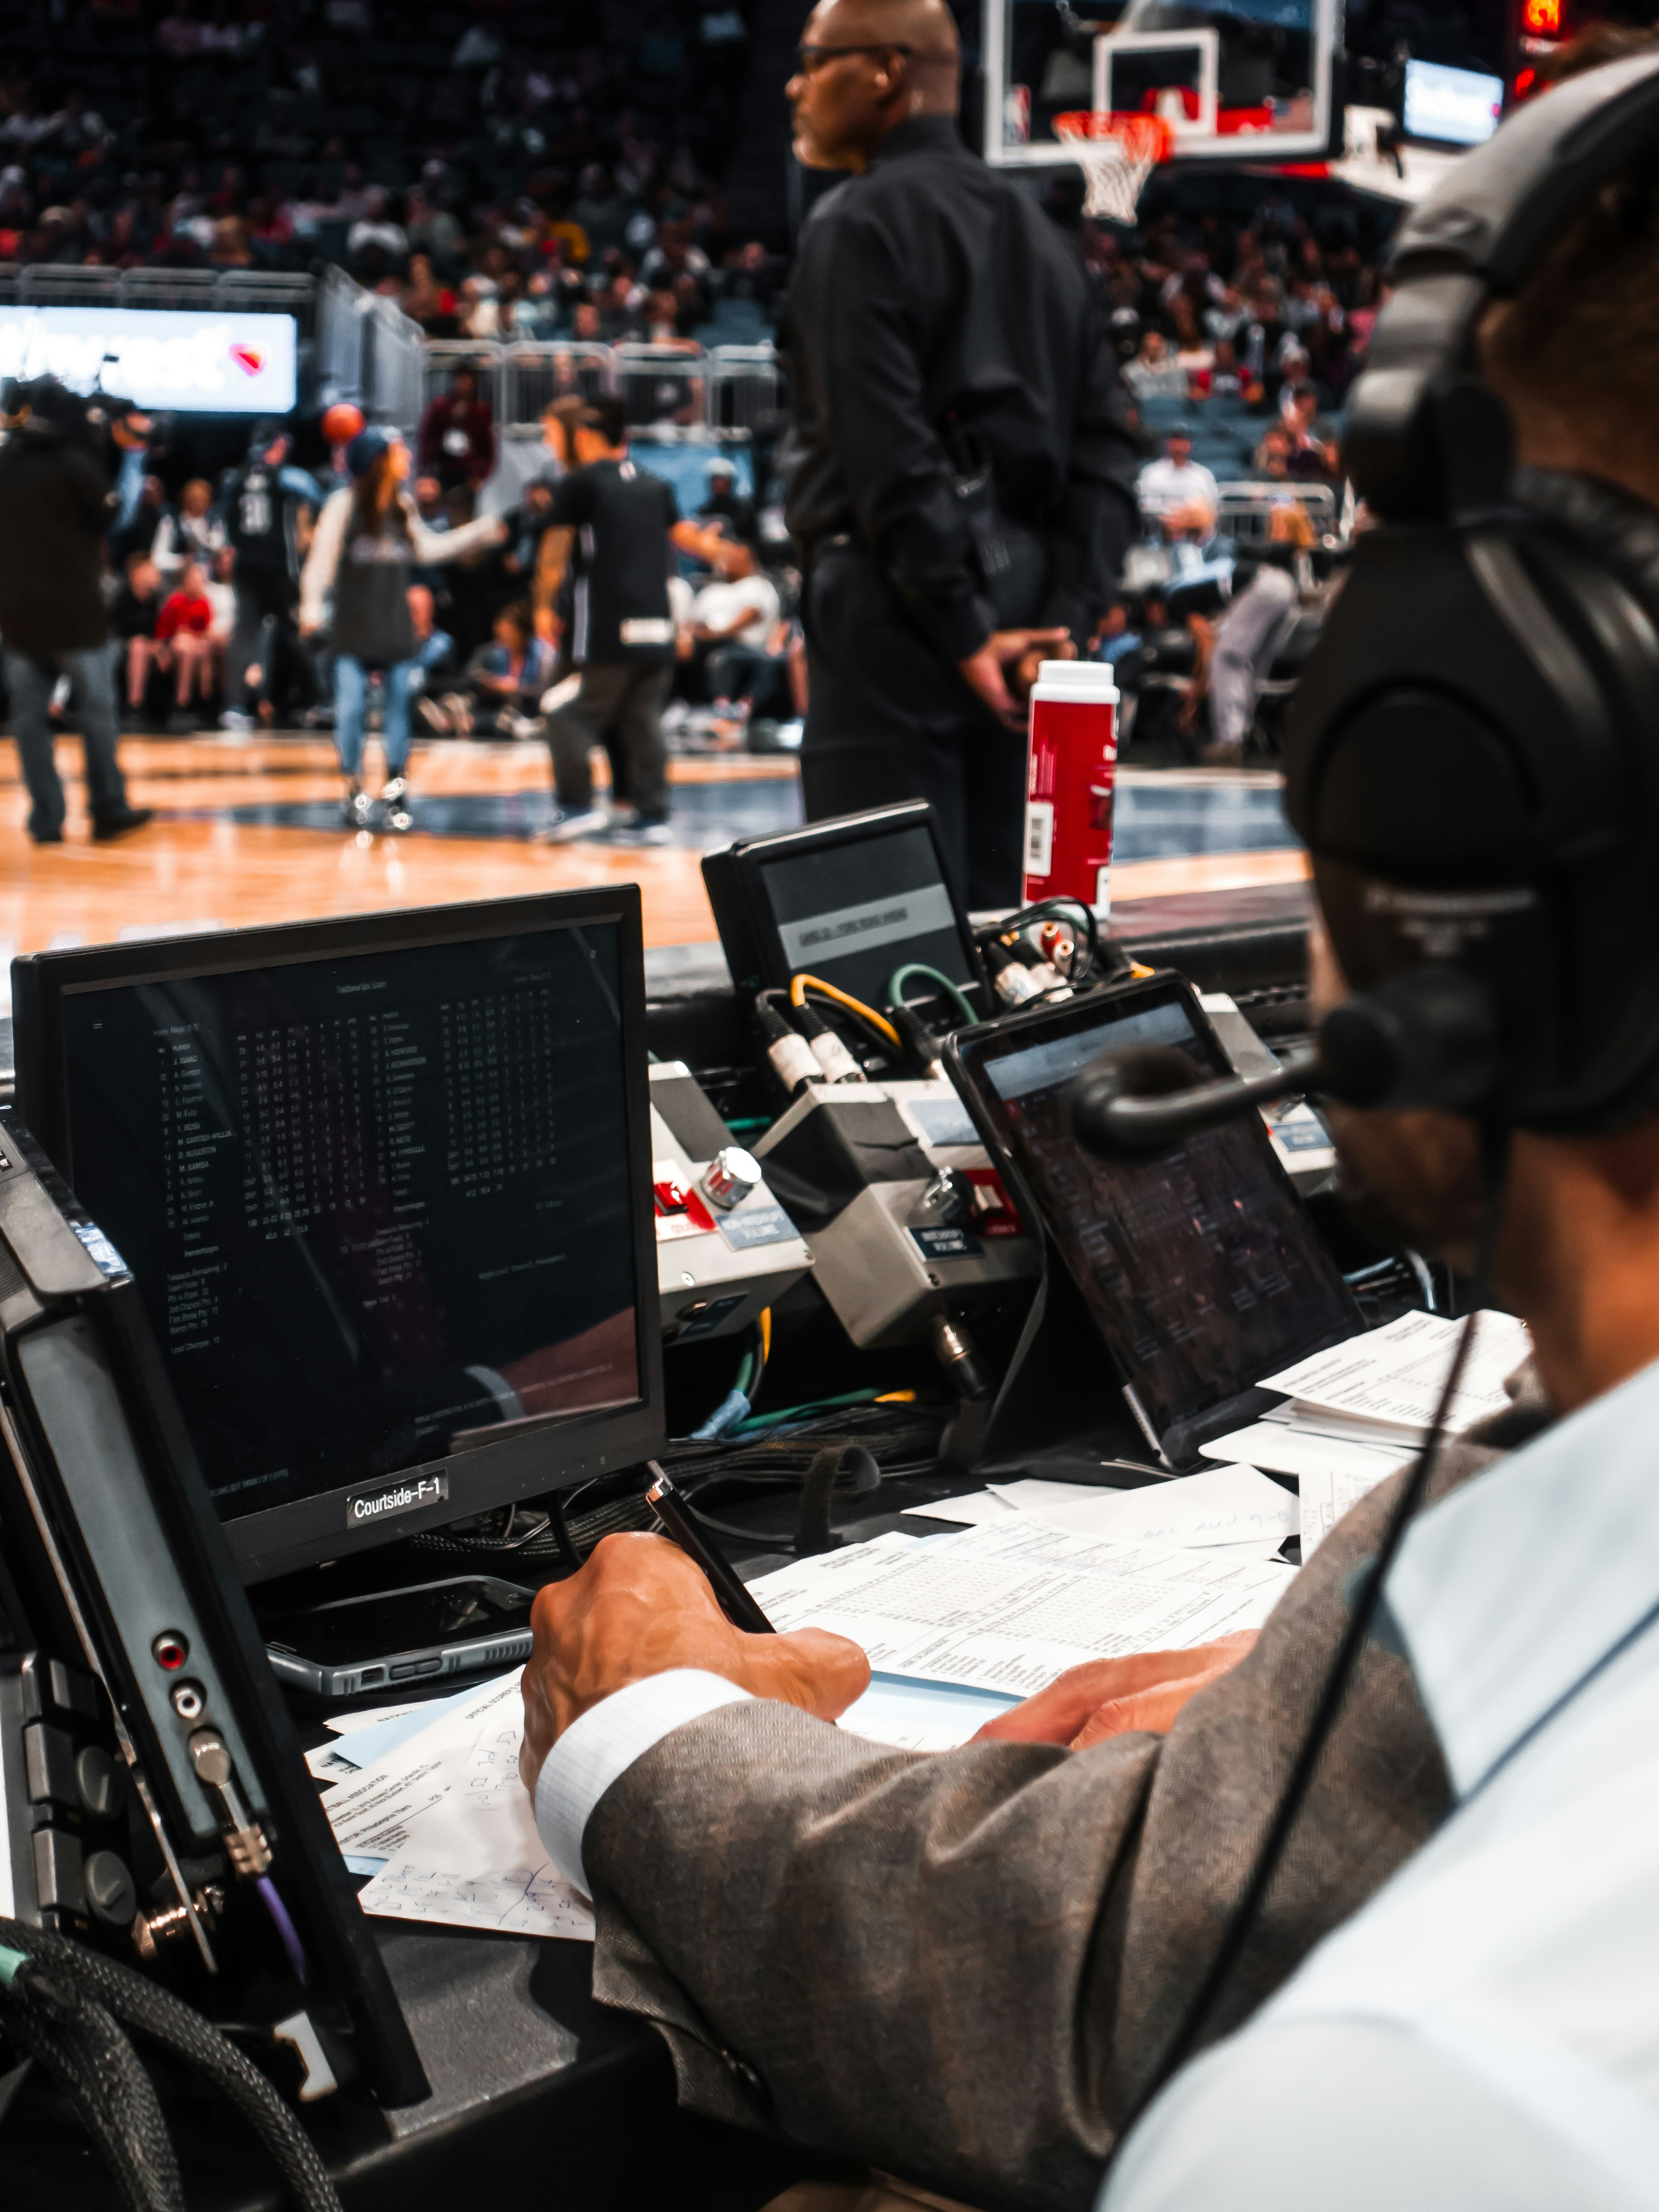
{"left": 783, "top": 0, "right": 1139, "bottom": 905}
{"left": 219, "top": 420, "right": 319, "bottom": 729}
{"left": 537, "top": 394, "right": 714, "bottom": 845}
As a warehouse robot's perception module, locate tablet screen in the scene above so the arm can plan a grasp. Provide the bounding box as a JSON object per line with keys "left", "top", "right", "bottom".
{"left": 959, "top": 982, "right": 1356, "bottom": 1440}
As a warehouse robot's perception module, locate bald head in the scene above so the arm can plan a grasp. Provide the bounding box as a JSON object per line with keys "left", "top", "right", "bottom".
{"left": 789, "top": 0, "right": 960, "bottom": 170}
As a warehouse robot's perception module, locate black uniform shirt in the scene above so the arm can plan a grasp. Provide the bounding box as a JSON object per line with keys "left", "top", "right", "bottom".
{"left": 548, "top": 457, "right": 680, "bottom": 666}
{"left": 781, "top": 116, "right": 1139, "bottom": 663}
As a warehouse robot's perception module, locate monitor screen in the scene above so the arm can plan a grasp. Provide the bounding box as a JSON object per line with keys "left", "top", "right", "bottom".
{"left": 1403, "top": 59, "right": 1503, "bottom": 147}
{"left": 958, "top": 981, "right": 1356, "bottom": 1442}
{"left": 27, "top": 900, "right": 659, "bottom": 1575}
{"left": 758, "top": 822, "right": 979, "bottom": 1013}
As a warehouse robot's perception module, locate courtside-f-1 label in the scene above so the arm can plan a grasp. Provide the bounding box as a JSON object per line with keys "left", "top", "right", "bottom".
{"left": 345, "top": 1471, "right": 449, "bottom": 1528}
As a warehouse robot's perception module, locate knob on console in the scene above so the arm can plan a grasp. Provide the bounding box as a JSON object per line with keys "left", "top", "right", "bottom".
{"left": 700, "top": 1146, "right": 762, "bottom": 1212}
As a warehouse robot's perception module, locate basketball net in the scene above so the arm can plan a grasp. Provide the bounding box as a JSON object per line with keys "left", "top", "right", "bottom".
{"left": 1052, "top": 111, "right": 1172, "bottom": 225}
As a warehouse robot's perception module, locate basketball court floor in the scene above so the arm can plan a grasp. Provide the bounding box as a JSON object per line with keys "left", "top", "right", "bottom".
{"left": 0, "top": 735, "right": 1309, "bottom": 962}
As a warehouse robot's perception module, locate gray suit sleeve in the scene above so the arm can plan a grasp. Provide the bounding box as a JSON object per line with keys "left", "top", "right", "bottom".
{"left": 582, "top": 1468, "right": 1464, "bottom": 2212}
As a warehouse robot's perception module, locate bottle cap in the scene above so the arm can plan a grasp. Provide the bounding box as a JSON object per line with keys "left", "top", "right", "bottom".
{"left": 1036, "top": 660, "right": 1117, "bottom": 692}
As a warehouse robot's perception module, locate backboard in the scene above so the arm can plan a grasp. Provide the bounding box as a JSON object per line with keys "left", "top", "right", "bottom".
{"left": 984, "top": 0, "right": 1342, "bottom": 174}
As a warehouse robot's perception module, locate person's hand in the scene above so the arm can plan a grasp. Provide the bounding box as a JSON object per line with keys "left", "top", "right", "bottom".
{"left": 957, "top": 628, "right": 1074, "bottom": 727}
{"left": 971, "top": 1633, "right": 1257, "bottom": 1751}
{"left": 518, "top": 1531, "right": 870, "bottom": 1797}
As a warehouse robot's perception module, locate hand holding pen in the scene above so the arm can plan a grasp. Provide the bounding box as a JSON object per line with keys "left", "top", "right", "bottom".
{"left": 517, "top": 1487, "right": 870, "bottom": 1798}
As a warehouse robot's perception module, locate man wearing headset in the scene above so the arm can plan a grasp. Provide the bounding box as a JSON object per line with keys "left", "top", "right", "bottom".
{"left": 520, "top": 38, "right": 1659, "bottom": 2212}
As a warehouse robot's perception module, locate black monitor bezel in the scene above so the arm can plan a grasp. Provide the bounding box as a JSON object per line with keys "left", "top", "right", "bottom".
{"left": 12, "top": 888, "right": 667, "bottom": 1584}
{"left": 703, "top": 799, "right": 991, "bottom": 1005}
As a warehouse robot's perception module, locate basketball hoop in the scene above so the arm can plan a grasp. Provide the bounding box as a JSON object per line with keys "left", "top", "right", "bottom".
{"left": 1052, "top": 111, "right": 1172, "bottom": 225}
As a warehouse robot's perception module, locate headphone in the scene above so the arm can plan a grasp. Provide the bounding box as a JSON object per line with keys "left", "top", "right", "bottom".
{"left": 1284, "top": 49, "right": 1659, "bottom": 1136}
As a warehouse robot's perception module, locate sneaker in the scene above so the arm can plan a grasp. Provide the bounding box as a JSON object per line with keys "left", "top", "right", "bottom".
{"left": 535, "top": 806, "right": 608, "bottom": 845}
{"left": 341, "top": 786, "right": 374, "bottom": 830}
{"left": 304, "top": 705, "right": 336, "bottom": 729}
{"left": 30, "top": 827, "right": 64, "bottom": 845}
{"left": 219, "top": 709, "right": 256, "bottom": 732}
{"left": 165, "top": 710, "right": 197, "bottom": 736}
{"left": 379, "top": 776, "right": 412, "bottom": 832}
{"left": 90, "top": 808, "right": 154, "bottom": 842}
{"left": 607, "top": 814, "right": 674, "bottom": 848}
{"left": 415, "top": 695, "right": 452, "bottom": 735}
{"left": 508, "top": 713, "right": 543, "bottom": 743}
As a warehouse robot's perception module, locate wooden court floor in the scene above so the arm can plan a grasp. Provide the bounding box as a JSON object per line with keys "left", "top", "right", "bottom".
{"left": 0, "top": 735, "right": 1308, "bottom": 958}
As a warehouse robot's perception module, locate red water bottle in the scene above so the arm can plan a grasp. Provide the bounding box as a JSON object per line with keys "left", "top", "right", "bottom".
{"left": 1022, "top": 660, "right": 1119, "bottom": 915}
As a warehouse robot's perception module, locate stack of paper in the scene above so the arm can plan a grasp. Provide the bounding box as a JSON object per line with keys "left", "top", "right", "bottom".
{"left": 749, "top": 1518, "right": 1294, "bottom": 1705}
{"left": 319, "top": 1669, "right": 596, "bottom": 1941}
{"left": 317, "top": 1514, "right": 1298, "bottom": 1938}
{"left": 1201, "top": 1308, "right": 1532, "bottom": 1558}
{"left": 906, "top": 1461, "right": 1295, "bottom": 1558}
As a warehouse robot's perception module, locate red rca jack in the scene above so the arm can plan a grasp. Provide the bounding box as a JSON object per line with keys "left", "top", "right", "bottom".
{"left": 152, "top": 1630, "right": 189, "bottom": 1672}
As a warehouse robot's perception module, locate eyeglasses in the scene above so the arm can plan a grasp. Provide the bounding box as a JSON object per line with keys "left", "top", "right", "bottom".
{"left": 793, "top": 41, "right": 912, "bottom": 74}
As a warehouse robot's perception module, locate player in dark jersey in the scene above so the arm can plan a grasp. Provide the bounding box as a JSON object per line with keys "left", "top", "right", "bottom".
{"left": 535, "top": 395, "right": 717, "bottom": 844}
{"left": 218, "top": 419, "right": 322, "bottom": 729}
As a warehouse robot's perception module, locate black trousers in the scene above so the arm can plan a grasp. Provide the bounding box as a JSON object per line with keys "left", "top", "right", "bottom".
{"left": 799, "top": 541, "right": 1025, "bottom": 911}
{"left": 228, "top": 571, "right": 309, "bottom": 712}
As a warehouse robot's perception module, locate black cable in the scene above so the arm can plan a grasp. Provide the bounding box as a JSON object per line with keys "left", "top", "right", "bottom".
{"left": 0, "top": 1920, "right": 343, "bottom": 2212}
{"left": 544, "top": 1489, "right": 582, "bottom": 1576}
{"left": 1116, "top": 1124, "right": 1509, "bottom": 2139}
{"left": 0, "top": 1968, "right": 182, "bottom": 2212}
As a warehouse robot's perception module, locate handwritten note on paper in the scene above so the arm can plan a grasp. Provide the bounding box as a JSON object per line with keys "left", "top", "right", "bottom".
{"left": 357, "top": 1858, "right": 594, "bottom": 1940}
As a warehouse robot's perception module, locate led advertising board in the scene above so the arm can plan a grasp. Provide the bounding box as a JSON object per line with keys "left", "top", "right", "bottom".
{"left": 0, "top": 306, "right": 298, "bottom": 414}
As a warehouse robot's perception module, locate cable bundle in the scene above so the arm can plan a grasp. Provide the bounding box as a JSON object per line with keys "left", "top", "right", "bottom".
{"left": 0, "top": 1918, "right": 342, "bottom": 2212}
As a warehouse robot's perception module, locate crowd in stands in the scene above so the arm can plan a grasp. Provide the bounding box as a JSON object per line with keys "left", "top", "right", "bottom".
{"left": 0, "top": 0, "right": 786, "bottom": 346}
{"left": 0, "top": 0, "right": 1401, "bottom": 767}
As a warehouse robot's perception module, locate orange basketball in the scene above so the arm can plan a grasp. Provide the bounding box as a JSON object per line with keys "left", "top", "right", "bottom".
{"left": 321, "top": 401, "right": 366, "bottom": 446}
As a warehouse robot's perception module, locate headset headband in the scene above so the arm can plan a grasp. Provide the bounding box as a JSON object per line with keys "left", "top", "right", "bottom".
{"left": 1348, "top": 50, "right": 1659, "bottom": 521}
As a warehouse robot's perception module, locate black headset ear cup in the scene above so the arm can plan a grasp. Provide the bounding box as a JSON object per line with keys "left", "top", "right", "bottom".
{"left": 1513, "top": 466, "right": 1659, "bottom": 631}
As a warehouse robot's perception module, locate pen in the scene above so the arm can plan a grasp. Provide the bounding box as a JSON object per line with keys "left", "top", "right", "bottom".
{"left": 644, "top": 1462, "right": 776, "bottom": 1635}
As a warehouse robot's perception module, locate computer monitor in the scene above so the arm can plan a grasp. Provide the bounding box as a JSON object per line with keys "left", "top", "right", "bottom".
{"left": 13, "top": 889, "right": 664, "bottom": 1582}
{"left": 702, "top": 800, "right": 989, "bottom": 1025}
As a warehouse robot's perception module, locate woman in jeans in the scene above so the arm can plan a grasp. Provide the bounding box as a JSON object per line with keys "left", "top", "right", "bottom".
{"left": 299, "top": 427, "right": 504, "bottom": 830}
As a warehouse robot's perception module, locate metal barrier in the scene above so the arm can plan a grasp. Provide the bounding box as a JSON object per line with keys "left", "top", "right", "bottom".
{"left": 707, "top": 344, "right": 785, "bottom": 437}
{"left": 615, "top": 342, "right": 707, "bottom": 429}
{"left": 362, "top": 296, "right": 426, "bottom": 433}
{"left": 419, "top": 338, "right": 504, "bottom": 426}
{"left": 1215, "top": 481, "right": 1339, "bottom": 543}
{"left": 315, "top": 264, "right": 366, "bottom": 403}
{"left": 501, "top": 340, "right": 616, "bottom": 424}
{"left": 118, "top": 269, "right": 224, "bottom": 313}
{"left": 18, "top": 267, "right": 122, "bottom": 308}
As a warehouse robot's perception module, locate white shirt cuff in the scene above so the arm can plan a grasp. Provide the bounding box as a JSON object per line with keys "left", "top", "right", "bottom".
{"left": 533, "top": 1669, "right": 754, "bottom": 1896}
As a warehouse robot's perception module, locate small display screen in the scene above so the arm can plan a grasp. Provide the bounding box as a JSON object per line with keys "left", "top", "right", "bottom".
{"left": 1403, "top": 60, "right": 1503, "bottom": 147}
{"left": 963, "top": 983, "right": 1356, "bottom": 1439}
{"left": 759, "top": 824, "right": 977, "bottom": 1013}
{"left": 58, "top": 923, "right": 640, "bottom": 1526}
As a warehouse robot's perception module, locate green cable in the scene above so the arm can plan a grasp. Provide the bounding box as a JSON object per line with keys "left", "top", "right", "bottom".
{"left": 729, "top": 1386, "right": 881, "bottom": 1438}
{"left": 888, "top": 963, "right": 979, "bottom": 1026}
{"left": 724, "top": 1116, "right": 772, "bottom": 1135}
